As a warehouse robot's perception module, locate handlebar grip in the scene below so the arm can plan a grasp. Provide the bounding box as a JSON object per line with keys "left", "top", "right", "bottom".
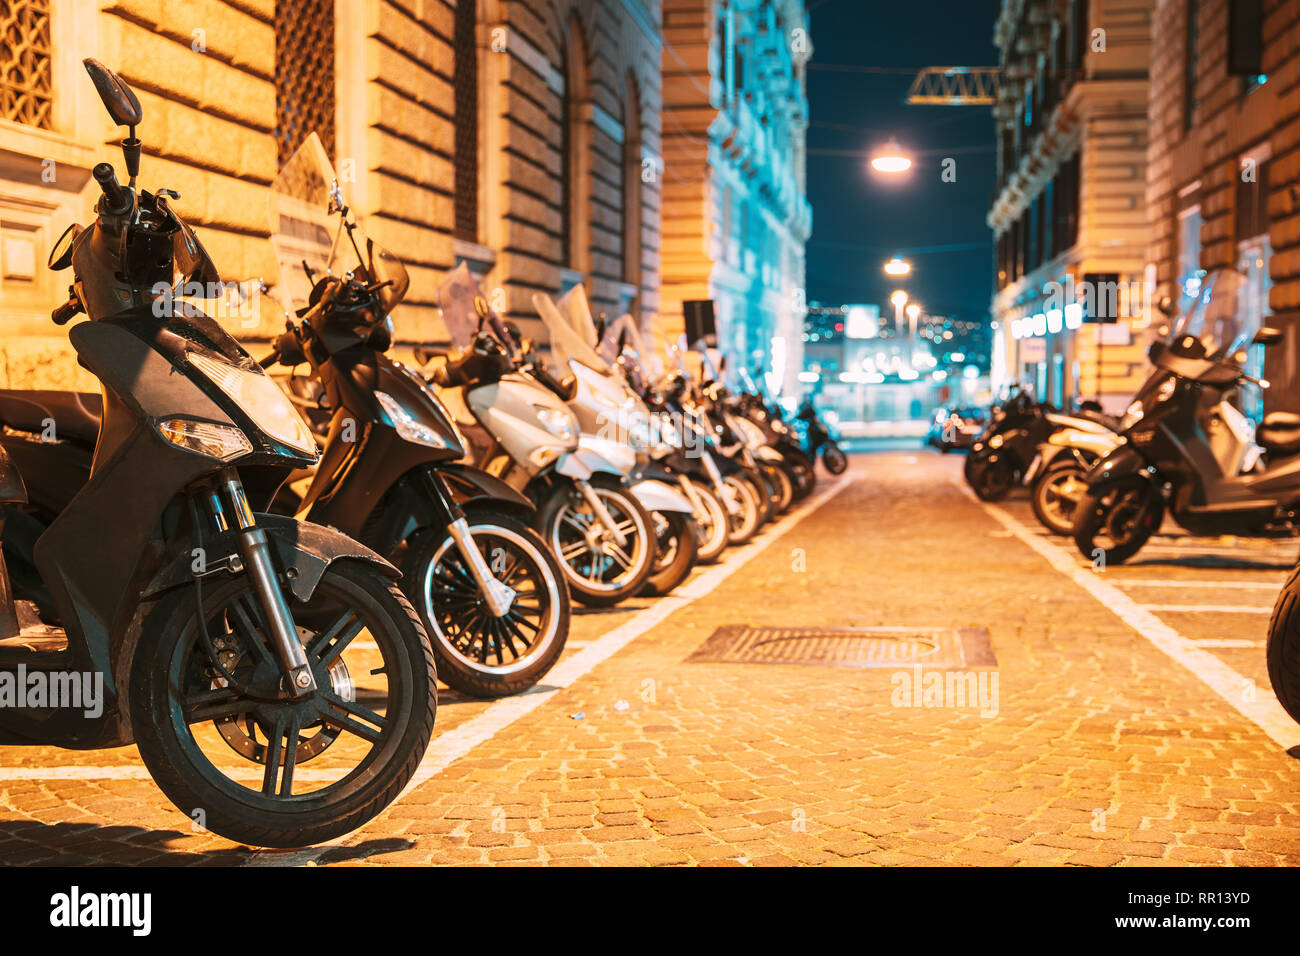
{"left": 52, "top": 297, "right": 81, "bottom": 325}
{"left": 92, "top": 162, "right": 130, "bottom": 215}
{"left": 258, "top": 350, "right": 279, "bottom": 369}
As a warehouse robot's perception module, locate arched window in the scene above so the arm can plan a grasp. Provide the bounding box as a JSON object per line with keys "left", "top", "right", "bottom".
{"left": 453, "top": 0, "right": 478, "bottom": 241}
{"left": 622, "top": 76, "right": 642, "bottom": 301}
{"left": 560, "top": 17, "right": 590, "bottom": 273}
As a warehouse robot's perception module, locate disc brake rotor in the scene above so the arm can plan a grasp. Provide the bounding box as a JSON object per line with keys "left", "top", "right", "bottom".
{"left": 214, "top": 626, "right": 356, "bottom": 764}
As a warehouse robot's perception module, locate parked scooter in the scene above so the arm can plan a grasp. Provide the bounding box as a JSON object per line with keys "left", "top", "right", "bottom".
{"left": 599, "top": 316, "right": 735, "bottom": 564}
{"left": 1030, "top": 420, "right": 1122, "bottom": 535}
{"left": 0, "top": 61, "right": 437, "bottom": 848}
{"left": 259, "top": 134, "right": 569, "bottom": 698}
{"left": 531, "top": 289, "right": 699, "bottom": 597}
{"left": 426, "top": 265, "right": 661, "bottom": 608}
{"left": 795, "top": 397, "right": 848, "bottom": 476}
{"left": 1073, "top": 269, "right": 1294, "bottom": 564}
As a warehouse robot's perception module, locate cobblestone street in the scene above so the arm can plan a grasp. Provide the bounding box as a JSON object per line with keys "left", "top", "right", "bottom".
{"left": 3, "top": 451, "right": 1299, "bottom": 866}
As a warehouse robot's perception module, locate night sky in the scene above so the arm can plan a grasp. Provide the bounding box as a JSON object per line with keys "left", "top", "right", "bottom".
{"left": 805, "top": 0, "right": 1004, "bottom": 327}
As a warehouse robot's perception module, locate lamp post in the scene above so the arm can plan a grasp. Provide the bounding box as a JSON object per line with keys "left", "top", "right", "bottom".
{"left": 905, "top": 303, "right": 921, "bottom": 363}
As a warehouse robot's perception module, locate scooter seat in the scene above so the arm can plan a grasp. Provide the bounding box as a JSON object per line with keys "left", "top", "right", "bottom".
{"left": 1258, "top": 411, "right": 1300, "bottom": 456}
{"left": 0, "top": 390, "right": 101, "bottom": 444}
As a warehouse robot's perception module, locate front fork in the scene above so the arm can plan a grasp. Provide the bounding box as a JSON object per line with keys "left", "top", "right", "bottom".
{"left": 206, "top": 470, "right": 316, "bottom": 698}
{"left": 574, "top": 479, "right": 629, "bottom": 547}
{"left": 421, "top": 471, "right": 516, "bottom": 618}
{"left": 701, "top": 452, "right": 739, "bottom": 516}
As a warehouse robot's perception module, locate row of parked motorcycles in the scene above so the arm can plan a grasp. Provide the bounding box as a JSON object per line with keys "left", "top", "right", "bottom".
{"left": 962, "top": 268, "right": 1300, "bottom": 729}
{"left": 0, "top": 62, "right": 840, "bottom": 847}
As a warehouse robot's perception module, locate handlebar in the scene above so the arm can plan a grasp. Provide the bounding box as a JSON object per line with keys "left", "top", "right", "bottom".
{"left": 92, "top": 162, "right": 131, "bottom": 216}
{"left": 52, "top": 293, "right": 82, "bottom": 325}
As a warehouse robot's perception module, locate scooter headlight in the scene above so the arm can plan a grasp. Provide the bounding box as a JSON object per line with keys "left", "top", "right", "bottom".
{"left": 536, "top": 407, "right": 577, "bottom": 442}
{"left": 375, "top": 390, "right": 457, "bottom": 449}
{"left": 988, "top": 434, "right": 1005, "bottom": 449}
{"left": 188, "top": 352, "right": 318, "bottom": 457}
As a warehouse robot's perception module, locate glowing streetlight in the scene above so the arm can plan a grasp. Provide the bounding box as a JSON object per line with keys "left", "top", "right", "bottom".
{"left": 870, "top": 137, "right": 912, "bottom": 174}
{"left": 889, "top": 290, "right": 909, "bottom": 308}
{"left": 905, "top": 303, "right": 922, "bottom": 364}
{"left": 883, "top": 257, "right": 912, "bottom": 277}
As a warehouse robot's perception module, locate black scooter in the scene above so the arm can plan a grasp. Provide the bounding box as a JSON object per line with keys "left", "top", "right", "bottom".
{"left": 963, "top": 387, "right": 1052, "bottom": 501}
{"left": 261, "top": 134, "right": 569, "bottom": 697}
{"left": 1074, "top": 269, "right": 1295, "bottom": 564}
{"left": 0, "top": 61, "right": 437, "bottom": 848}
{"left": 794, "top": 399, "right": 847, "bottom": 477}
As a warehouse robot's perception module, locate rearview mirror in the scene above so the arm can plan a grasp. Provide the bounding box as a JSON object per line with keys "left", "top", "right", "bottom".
{"left": 82, "top": 58, "right": 142, "bottom": 127}
{"left": 47, "top": 223, "right": 80, "bottom": 271}
{"left": 1254, "top": 326, "right": 1284, "bottom": 347}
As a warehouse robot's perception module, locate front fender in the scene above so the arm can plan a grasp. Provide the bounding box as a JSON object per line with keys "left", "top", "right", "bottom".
{"left": 574, "top": 434, "right": 636, "bottom": 475}
{"left": 1083, "top": 442, "right": 1151, "bottom": 493}
{"left": 440, "top": 462, "right": 534, "bottom": 517}
{"left": 141, "top": 513, "right": 399, "bottom": 603}
{"left": 629, "top": 478, "right": 694, "bottom": 514}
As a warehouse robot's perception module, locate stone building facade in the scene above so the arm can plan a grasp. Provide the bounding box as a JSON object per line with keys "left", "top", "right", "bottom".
{"left": 1147, "top": 0, "right": 1296, "bottom": 420}
{"left": 0, "top": 0, "right": 664, "bottom": 388}
{"left": 659, "top": 0, "right": 811, "bottom": 397}
{"left": 988, "top": 0, "right": 1153, "bottom": 414}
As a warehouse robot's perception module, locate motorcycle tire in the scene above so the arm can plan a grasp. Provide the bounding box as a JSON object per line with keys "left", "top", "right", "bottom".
{"left": 965, "top": 454, "right": 1016, "bottom": 502}
{"left": 1266, "top": 565, "right": 1300, "bottom": 725}
{"left": 1030, "top": 461, "right": 1090, "bottom": 537}
{"left": 722, "top": 473, "right": 763, "bottom": 545}
{"left": 131, "top": 559, "right": 437, "bottom": 848}
{"left": 639, "top": 510, "right": 700, "bottom": 597}
{"left": 538, "top": 476, "right": 656, "bottom": 608}
{"left": 822, "top": 443, "right": 848, "bottom": 475}
{"left": 405, "top": 510, "right": 570, "bottom": 698}
{"left": 689, "top": 480, "right": 731, "bottom": 563}
{"left": 1072, "top": 479, "right": 1164, "bottom": 566}
{"left": 763, "top": 463, "right": 794, "bottom": 514}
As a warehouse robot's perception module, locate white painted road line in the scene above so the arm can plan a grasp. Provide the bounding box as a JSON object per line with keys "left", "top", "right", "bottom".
{"left": 1113, "top": 580, "right": 1284, "bottom": 590}
{"left": 1191, "top": 640, "right": 1264, "bottom": 649}
{"left": 956, "top": 481, "right": 1300, "bottom": 751}
{"left": 1140, "top": 604, "right": 1272, "bottom": 614}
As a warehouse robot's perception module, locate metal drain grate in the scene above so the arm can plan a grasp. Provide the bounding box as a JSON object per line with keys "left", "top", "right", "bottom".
{"left": 686, "top": 626, "right": 995, "bottom": 670}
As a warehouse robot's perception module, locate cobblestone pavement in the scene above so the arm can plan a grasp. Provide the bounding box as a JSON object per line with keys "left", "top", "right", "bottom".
{"left": 3, "top": 451, "right": 1300, "bottom": 866}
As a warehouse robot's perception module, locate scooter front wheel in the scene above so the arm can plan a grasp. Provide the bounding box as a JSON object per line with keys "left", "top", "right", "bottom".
{"left": 722, "top": 474, "right": 763, "bottom": 544}
{"left": 1031, "top": 461, "right": 1089, "bottom": 536}
{"left": 131, "top": 560, "right": 437, "bottom": 848}
{"left": 406, "top": 510, "right": 570, "bottom": 698}
{"left": 539, "top": 478, "right": 656, "bottom": 607}
{"left": 640, "top": 510, "right": 700, "bottom": 597}
{"left": 1072, "top": 480, "right": 1164, "bottom": 566}
{"left": 822, "top": 443, "right": 848, "bottom": 475}
{"left": 690, "top": 480, "right": 731, "bottom": 563}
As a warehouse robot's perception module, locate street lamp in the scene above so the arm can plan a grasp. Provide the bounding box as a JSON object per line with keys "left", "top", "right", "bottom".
{"left": 870, "top": 137, "right": 912, "bottom": 174}
{"left": 905, "top": 303, "right": 922, "bottom": 364}
{"left": 890, "top": 289, "right": 908, "bottom": 342}
{"left": 883, "top": 257, "right": 912, "bottom": 277}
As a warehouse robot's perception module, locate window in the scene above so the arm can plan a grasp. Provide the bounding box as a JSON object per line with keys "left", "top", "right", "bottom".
{"left": 1227, "top": 0, "right": 1263, "bottom": 78}
{"left": 1071, "top": 0, "right": 1090, "bottom": 75}
{"left": 452, "top": 0, "right": 479, "bottom": 242}
{"left": 0, "top": 0, "right": 52, "bottom": 129}
{"left": 1184, "top": 0, "right": 1199, "bottom": 132}
{"left": 275, "top": 0, "right": 336, "bottom": 164}
{"left": 1177, "top": 182, "right": 1204, "bottom": 298}
{"left": 622, "top": 80, "right": 642, "bottom": 294}
{"left": 560, "top": 19, "right": 590, "bottom": 273}
{"left": 1236, "top": 156, "right": 1270, "bottom": 243}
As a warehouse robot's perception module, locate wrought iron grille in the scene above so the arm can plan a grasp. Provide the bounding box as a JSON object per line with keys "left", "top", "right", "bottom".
{"left": 453, "top": 0, "right": 479, "bottom": 241}
{"left": 0, "top": 0, "right": 53, "bottom": 129}
{"left": 274, "top": 0, "right": 335, "bottom": 167}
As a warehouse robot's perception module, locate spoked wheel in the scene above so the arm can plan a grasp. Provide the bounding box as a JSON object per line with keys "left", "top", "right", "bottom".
{"left": 131, "top": 560, "right": 436, "bottom": 848}
{"left": 689, "top": 480, "right": 731, "bottom": 563}
{"left": 539, "top": 477, "right": 655, "bottom": 607}
{"left": 1072, "top": 479, "right": 1164, "bottom": 565}
{"left": 639, "top": 510, "right": 700, "bottom": 597}
{"left": 721, "top": 473, "right": 762, "bottom": 544}
{"left": 822, "top": 443, "right": 848, "bottom": 475}
{"left": 406, "top": 510, "right": 569, "bottom": 698}
{"left": 1031, "top": 462, "right": 1090, "bottom": 536}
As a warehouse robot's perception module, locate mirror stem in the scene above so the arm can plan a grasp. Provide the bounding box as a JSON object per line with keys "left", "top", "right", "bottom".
{"left": 122, "top": 128, "right": 141, "bottom": 185}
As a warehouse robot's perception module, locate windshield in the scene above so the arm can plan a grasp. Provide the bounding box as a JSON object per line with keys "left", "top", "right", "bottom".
{"left": 601, "top": 314, "right": 650, "bottom": 389}
{"left": 1169, "top": 269, "right": 1252, "bottom": 361}
{"left": 533, "top": 288, "right": 612, "bottom": 377}
{"left": 437, "top": 261, "right": 516, "bottom": 353}
{"left": 267, "top": 132, "right": 408, "bottom": 316}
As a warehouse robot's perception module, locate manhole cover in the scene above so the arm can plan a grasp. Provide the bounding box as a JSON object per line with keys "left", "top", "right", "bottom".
{"left": 686, "top": 626, "right": 995, "bottom": 669}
